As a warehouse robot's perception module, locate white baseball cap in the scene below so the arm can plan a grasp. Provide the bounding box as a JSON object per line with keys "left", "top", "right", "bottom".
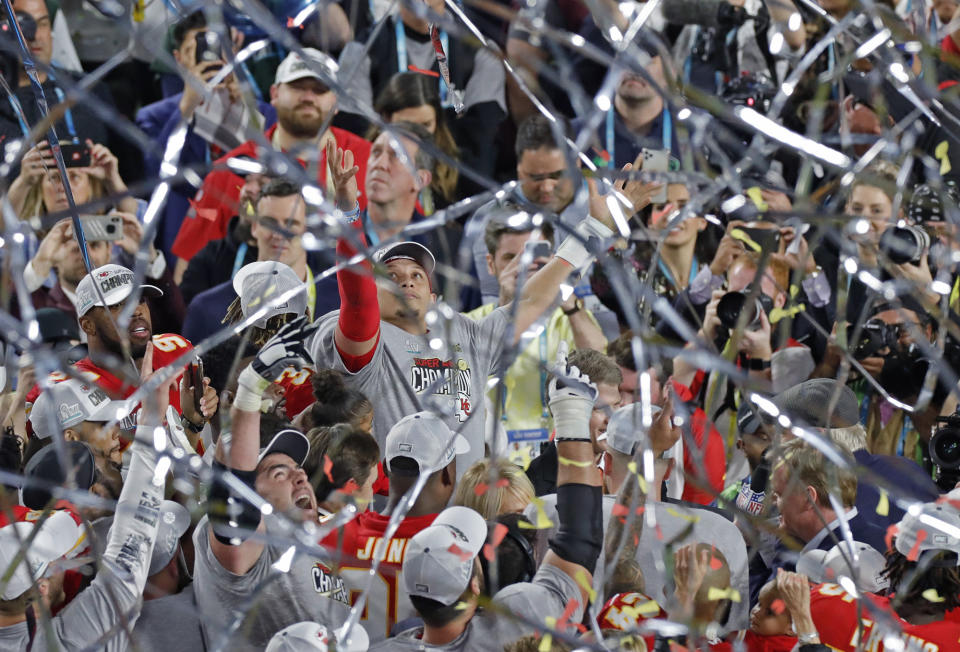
{"left": 384, "top": 412, "right": 470, "bottom": 474}
{"left": 233, "top": 261, "right": 308, "bottom": 329}
{"left": 796, "top": 541, "right": 889, "bottom": 593}
{"left": 894, "top": 500, "right": 960, "bottom": 562}
{"left": 75, "top": 264, "right": 163, "bottom": 318}
{"left": 403, "top": 506, "right": 487, "bottom": 606}
{"left": 0, "top": 510, "right": 86, "bottom": 600}
{"left": 148, "top": 501, "right": 192, "bottom": 576}
{"left": 28, "top": 379, "right": 134, "bottom": 439}
{"left": 274, "top": 48, "right": 338, "bottom": 85}
{"left": 266, "top": 621, "right": 369, "bottom": 652}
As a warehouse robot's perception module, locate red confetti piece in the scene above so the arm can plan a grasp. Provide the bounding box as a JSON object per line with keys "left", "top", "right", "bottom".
{"left": 612, "top": 503, "right": 629, "bottom": 517}
{"left": 341, "top": 479, "right": 359, "bottom": 495}
{"left": 907, "top": 529, "right": 928, "bottom": 562}
{"left": 556, "top": 598, "right": 580, "bottom": 631}
{"left": 483, "top": 543, "right": 494, "bottom": 562}
{"left": 495, "top": 478, "right": 510, "bottom": 489}
{"left": 490, "top": 523, "right": 508, "bottom": 548}
{"left": 447, "top": 543, "right": 474, "bottom": 562}
{"left": 474, "top": 482, "right": 489, "bottom": 496}
{"left": 407, "top": 65, "right": 440, "bottom": 78}
{"left": 885, "top": 524, "right": 899, "bottom": 553}
{"left": 709, "top": 555, "right": 723, "bottom": 570}
{"left": 323, "top": 455, "right": 334, "bottom": 483}
{"left": 771, "top": 598, "right": 786, "bottom": 615}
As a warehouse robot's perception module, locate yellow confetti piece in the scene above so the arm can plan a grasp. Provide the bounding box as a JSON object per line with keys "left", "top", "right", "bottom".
{"left": 454, "top": 601, "right": 470, "bottom": 611}
{"left": 539, "top": 618, "right": 557, "bottom": 652}
{"left": 558, "top": 455, "right": 593, "bottom": 468}
{"left": 665, "top": 507, "right": 701, "bottom": 523}
{"left": 876, "top": 490, "right": 889, "bottom": 517}
{"left": 730, "top": 228, "right": 762, "bottom": 253}
{"left": 745, "top": 186, "right": 768, "bottom": 211}
{"left": 575, "top": 569, "right": 597, "bottom": 603}
{"left": 707, "top": 587, "right": 741, "bottom": 602}
{"left": 936, "top": 140, "right": 952, "bottom": 176}
{"left": 768, "top": 304, "right": 804, "bottom": 324}
{"left": 628, "top": 461, "right": 638, "bottom": 475}
{"left": 923, "top": 588, "right": 945, "bottom": 603}
{"left": 519, "top": 497, "right": 555, "bottom": 530}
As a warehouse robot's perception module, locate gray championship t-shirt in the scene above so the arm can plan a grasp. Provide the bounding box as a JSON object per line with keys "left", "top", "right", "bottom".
{"left": 526, "top": 495, "right": 750, "bottom": 633}
{"left": 193, "top": 514, "right": 352, "bottom": 651}
{"left": 310, "top": 309, "right": 510, "bottom": 471}
{"left": 369, "top": 563, "right": 584, "bottom": 651}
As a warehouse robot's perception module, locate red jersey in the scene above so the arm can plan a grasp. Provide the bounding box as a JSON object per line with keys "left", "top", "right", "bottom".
{"left": 171, "top": 124, "right": 372, "bottom": 261}
{"left": 742, "top": 631, "right": 797, "bottom": 652}
{"left": 810, "top": 582, "right": 960, "bottom": 651}
{"left": 321, "top": 510, "right": 437, "bottom": 642}
{"left": 597, "top": 591, "right": 665, "bottom": 650}
{"left": 275, "top": 365, "right": 315, "bottom": 420}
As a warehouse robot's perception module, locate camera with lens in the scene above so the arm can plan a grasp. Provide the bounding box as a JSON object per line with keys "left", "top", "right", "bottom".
{"left": 0, "top": 9, "right": 34, "bottom": 88}
{"left": 878, "top": 225, "right": 930, "bottom": 265}
{"left": 930, "top": 409, "right": 960, "bottom": 491}
{"left": 852, "top": 319, "right": 899, "bottom": 360}
{"left": 716, "top": 291, "right": 774, "bottom": 331}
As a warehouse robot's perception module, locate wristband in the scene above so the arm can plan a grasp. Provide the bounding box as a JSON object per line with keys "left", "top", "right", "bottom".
{"left": 797, "top": 632, "right": 819, "bottom": 644}
{"left": 555, "top": 217, "right": 614, "bottom": 271}
{"left": 339, "top": 201, "right": 361, "bottom": 224}
{"left": 748, "top": 358, "right": 771, "bottom": 370}
{"left": 562, "top": 298, "right": 583, "bottom": 316}
{"left": 550, "top": 394, "right": 594, "bottom": 443}
{"left": 234, "top": 366, "right": 271, "bottom": 412}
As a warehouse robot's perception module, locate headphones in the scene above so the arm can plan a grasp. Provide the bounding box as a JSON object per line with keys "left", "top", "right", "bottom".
{"left": 480, "top": 520, "right": 538, "bottom": 593}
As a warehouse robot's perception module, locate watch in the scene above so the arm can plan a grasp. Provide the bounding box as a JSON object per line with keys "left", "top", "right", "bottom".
{"left": 181, "top": 414, "right": 205, "bottom": 433}
{"left": 562, "top": 298, "right": 583, "bottom": 316}
{"left": 796, "top": 631, "right": 819, "bottom": 644}
{"left": 748, "top": 358, "right": 771, "bottom": 370}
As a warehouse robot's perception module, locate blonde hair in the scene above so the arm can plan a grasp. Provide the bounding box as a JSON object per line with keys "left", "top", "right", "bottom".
{"left": 453, "top": 459, "right": 535, "bottom": 520}
{"left": 21, "top": 172, "right": 107, "bottom": 224}
{"left": 779, "top": 438, "right": 858, "bottom": 508}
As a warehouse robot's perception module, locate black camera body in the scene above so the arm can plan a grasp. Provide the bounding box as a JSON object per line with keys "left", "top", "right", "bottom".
{"left": 931, "top": 410, "right": 960, "bottom": 491}
{"left": 879, "top": 225, "right": 930, "bottom": 265}
{"left": 853, "top": 319, "right": 900, "bottom": 360}
{"left": 716, "top": 291, "right": 774, "bottom": 331}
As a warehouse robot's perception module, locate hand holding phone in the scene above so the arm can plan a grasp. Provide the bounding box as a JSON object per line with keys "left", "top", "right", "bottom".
{"left": 60, "top": 142, "right": 90, "bottom": 168}
{"left": 188, "top": 356, "right": 205, "bottom": 416}
{"left": 641, "top": 148, "right": 670, "bottom": 204}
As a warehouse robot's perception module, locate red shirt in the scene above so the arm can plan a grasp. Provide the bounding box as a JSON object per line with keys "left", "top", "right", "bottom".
{"left": 810, "top": 582, "right": 960, "bottom": 651}
{"left": 597, "top": 591, "right": 665, "bottom": 651}
{"left": 321, "top": 511, "right": 437, "bottom": 641}
{"left": 742, "top": 631, "right": 798, "bottom": 652}
{"left": 171, "top": 124, "right": 372, "bottom": 261}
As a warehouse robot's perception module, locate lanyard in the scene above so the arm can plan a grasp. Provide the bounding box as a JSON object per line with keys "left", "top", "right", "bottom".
{"left": 5, "top": 90, "right": 30, "bottom": 137}
{"left": 305, "top": 265, "right": 316, "bottom": 320}
{"left": 500, "top": 328, "right": 550, "bottom": 424}
{"left": 658, "top": 255, "right": 699, "bottom": 288}
{"left": 52, "top": 87, "right": 77, "bottom": 139}
{"left": 361, "top": 210, "right": 380, "bottom": 246}
{"left": 605, "top": 107, "right": 671, "bottom": 167}
{"left": 231, "top": 242, "right": 248, "bottom": 279}
{"left": 395, "top": 19, "right": 450, "bottom": 105}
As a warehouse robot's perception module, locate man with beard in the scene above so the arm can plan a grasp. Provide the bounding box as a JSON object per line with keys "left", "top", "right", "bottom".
{"left": 171, "top": 48, "right": 371, "bottom": 272}
{"left": 20, "top": 218, "right": 185, "bottom": 333}
{"left": 67, "top": 264, "right": 218, "bottom": 444}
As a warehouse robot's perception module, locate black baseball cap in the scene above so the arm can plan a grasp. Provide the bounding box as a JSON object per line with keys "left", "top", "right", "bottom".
{"left": 373, "top": 241, "right": 436, "bottom": 275}
{"left": 257, "top": 429, "right": 310, "bottom": 466}
{"left": 22, "top": 441, "right": 97, "bottom": 510}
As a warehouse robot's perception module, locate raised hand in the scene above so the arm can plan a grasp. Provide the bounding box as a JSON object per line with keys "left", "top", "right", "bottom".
{"left": 326, "top": 140, "right": 360, "bottom": 211}
{"left": 548, "top": 342, "right": 599, "bottom": 443}
{"left": 251, "top": 316, "right": 319, "bottom": 383}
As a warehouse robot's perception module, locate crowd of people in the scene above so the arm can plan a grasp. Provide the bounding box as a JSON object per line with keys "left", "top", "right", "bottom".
{"left": 2, "top": 0, "right": 960, "bottom": 649}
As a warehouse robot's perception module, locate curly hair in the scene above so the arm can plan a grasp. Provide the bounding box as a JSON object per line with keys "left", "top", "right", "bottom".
{"left": 882, "top": 547, "right": 960, "bottom": 615}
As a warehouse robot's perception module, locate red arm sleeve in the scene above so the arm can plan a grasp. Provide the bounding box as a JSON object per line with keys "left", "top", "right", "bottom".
{"left": 336, "top": 219, "right": 380, "bottom": 372}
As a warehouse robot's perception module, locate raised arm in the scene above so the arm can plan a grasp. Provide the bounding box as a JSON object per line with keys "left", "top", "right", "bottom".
{"left": 541, "top": 347, "right": 605, "bottom": 603}
{"left": 327, "top": 141, "right": 380, "bottom": 370}
{"left": 209, "top": 318, "right": 316, "bottom": 574}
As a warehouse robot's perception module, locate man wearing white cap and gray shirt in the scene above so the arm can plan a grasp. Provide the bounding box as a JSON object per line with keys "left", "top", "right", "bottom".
{"left": 28, "top": 377, "right": 133, "bottom": 466}
{"left": 371, "top": 350, "right": 605, "bottom": 650}
{"left": 316, "top": 139, "right": 620, "bottom": 472}
{"left": 0, "top": 367, "right": 175, "bottom": 650}
{"left": 525, "top": 400, "right": 752, "bottom": 632}
{"left": 194, "top": 318, "right": 354, "bottom": 651}
{"left": 320, "top": 410, "right": 469, "bottom": 642}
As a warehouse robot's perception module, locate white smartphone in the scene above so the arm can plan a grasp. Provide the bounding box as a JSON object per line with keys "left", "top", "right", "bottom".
{"left": 641, "top": 148, "right": 670, "bottom": 204}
